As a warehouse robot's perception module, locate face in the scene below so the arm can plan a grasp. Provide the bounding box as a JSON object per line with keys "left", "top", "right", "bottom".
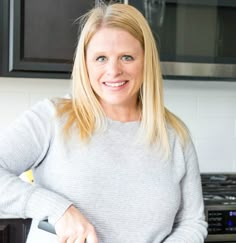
{"left": 86, "top": 27, "right": 144, "bottom": 112}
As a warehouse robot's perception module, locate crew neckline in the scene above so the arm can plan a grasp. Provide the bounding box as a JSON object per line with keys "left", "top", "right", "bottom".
{"left": 106, "top": 117, "right": 141, "bottom": 125}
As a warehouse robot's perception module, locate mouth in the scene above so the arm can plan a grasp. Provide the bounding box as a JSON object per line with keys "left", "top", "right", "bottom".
{"left": 103, "top": 81, "right": 128, "bottom": 88}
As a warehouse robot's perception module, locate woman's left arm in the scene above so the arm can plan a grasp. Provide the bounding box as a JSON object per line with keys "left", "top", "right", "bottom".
{"left": 163, "top": 139, "right": 208, "bottom": 243}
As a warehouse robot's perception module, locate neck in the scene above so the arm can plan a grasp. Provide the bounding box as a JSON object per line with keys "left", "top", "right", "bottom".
{"left": 101, "top": 104, "right": 141, "bottom": 122}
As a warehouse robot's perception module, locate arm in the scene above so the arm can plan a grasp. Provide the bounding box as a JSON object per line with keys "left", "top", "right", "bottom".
{"left": 0, "top": 99, "right": 72, "bottom": 225}
{"left": 163, "top": 139, "right": 208, "bottom": 243}
{"left": 0, "top": 99, "right": 99, "bottom": 242}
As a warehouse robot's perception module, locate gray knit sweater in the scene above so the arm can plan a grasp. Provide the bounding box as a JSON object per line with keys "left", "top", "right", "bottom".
{"left": 0, "top": 99, "right": 207, "bottom": 243}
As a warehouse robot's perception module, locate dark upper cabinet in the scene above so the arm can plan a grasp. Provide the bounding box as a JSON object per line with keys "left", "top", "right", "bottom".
{"left": 0, "top": 0, "right": 121, "bottom": 79}
{"left": 1, "top": 0, "right": 236, "bottom": 80}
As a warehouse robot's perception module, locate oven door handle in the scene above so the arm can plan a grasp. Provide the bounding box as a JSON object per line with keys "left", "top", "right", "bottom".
{"left": 38, "top": 220, "right": 88, "bottom": 242}
{"left": 38, "top": 220, "right": 56, "bottom": 234}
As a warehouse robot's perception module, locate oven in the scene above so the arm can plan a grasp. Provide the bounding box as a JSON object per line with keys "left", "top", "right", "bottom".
{"left": 202, "top": 174, "right": 236, "bottom": 242}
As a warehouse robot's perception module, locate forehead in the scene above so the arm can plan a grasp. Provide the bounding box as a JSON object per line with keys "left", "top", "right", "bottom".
{"left": 86, "top": 27, "right": 142, "bottom": 52}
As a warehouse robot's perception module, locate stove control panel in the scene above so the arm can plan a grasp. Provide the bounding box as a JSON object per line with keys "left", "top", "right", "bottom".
{"left": 208, "top": 210, "right": 236, "bottom": 234}
{"left": 205, "top": 206, "right": 236, "bottom": 242}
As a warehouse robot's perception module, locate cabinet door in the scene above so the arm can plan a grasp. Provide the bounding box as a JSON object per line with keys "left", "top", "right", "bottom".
{"left": 0, "top": 0, "right": 122, "bottom": 79}
{"left": 0, "top": 219, "right": 31, "bottom": 243}
{"left": 0, "top": 224, "right": 9, "bottom": 243}
{"left": 1, "top": 0, "right": 94, "bottom": 78}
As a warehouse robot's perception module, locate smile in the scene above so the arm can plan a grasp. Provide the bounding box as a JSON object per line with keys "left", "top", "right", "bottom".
{"left": 104, "top": 81, "right": 127, "bottom": 87}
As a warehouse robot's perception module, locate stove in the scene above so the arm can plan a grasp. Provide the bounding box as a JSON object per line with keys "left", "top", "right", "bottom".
{"left": 202, "top": 174, "right": 236, "bottom": 242}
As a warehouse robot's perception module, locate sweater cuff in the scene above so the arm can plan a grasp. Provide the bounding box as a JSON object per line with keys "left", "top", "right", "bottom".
{"left": 24, "top": 186, "right": 73, "bottom": 225}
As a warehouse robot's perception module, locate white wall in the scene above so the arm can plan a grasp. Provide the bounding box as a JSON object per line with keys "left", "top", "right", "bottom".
{"left": 0, "top": 77, "right": 236, "bottom": 173}
{"left": 164, "top": 80, "right": 236, "bottom": 173}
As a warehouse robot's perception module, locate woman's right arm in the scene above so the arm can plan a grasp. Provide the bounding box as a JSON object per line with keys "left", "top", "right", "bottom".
{"left": 0, "top": 99, "right": 99, "bottom": 242}
{"left": 0, "top": 99, "right": 72, "bottom": 224}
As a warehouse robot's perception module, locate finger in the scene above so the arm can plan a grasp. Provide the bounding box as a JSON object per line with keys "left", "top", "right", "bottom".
{"left": 86, "top": 232, "right": 99, "bottom": 243}
{"left": 66, "top": 238, "right": 75, "bottom": 243}
{"left": 58, "top": 236, "right": 68, "bottom": 243}
{"left": 74, "top": 237, "right": 87, "bottom": 243}
{"left": 74, "top": 239, "right": 86, "bottom": 243}
{"left": 67, "top": 237, "right": 84, "bottom": 243}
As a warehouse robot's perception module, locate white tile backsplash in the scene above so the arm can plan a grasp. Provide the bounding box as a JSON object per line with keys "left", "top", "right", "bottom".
{"left": 0, "top": 77, "right": 70, "bottom": 129}
{"left": 198, "top": 96, "right": 236, "bottom": 117}
{"left": 0, "top": 77, "right": 236, "bottom": 173}
{"left": 164, "top": 80, "right": 236, "bottom": 172}
{"left": 196, "top": 118, "right": 234, "bottom": 139}
{"left": 164, "top": 95, "right": 198, "bottom": 119}
{"left": 196, "top": 138, "right": 236, "bottom": 163}
{"left": 0, "top": 92, "right": 29, "bottom": 129}
{"left": 198, "top": 159, "right": 233, "bottom": 173}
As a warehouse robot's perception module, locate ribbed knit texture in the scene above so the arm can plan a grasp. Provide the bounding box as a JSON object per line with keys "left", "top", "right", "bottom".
{"left": 0, "top": 99, "right": 207, "bottom": 243}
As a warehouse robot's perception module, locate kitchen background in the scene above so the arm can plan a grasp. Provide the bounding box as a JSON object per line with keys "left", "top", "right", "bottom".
{"left": 0, "top": 77, "right": 236, "bottom": 173}
{"left": 1, "top": 0, "right": 236, "bottom": 174}
{"left": 1, "top": 1, "right": 236, "bottom": 241}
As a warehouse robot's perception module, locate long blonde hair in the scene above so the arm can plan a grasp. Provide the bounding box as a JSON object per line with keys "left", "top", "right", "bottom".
{"left": 57, "top": 2, "right": 189, "bottom": 156}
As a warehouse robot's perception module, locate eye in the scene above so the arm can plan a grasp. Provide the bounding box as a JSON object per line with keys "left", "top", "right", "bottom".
{"left": 96, "top": 56, "right": 107, "bottom": 62}
{"left": 121, "top": 55, "right": 134, "bottom": 61}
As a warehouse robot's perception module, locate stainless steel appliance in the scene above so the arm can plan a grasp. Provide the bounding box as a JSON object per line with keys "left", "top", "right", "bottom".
{"left": 202, "top": 174, "right": 236, "bottom": 242}
{"left": 129, "top": 0, "right": 236, "bottom": 80}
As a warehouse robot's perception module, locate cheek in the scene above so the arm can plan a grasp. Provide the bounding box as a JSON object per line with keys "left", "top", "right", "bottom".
{"left": 87, "top": 65, "right": 103, "bottom": 82}
{"left": 88, "top": 69, "right": 103, "bottom": 92}
{"left": 133, "top": 65, "right": 143, "bottom": 83}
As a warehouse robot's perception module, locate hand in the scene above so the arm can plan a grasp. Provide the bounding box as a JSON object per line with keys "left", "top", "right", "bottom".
{"left": 55, "top": 205, "right": 99, "bottom": 243}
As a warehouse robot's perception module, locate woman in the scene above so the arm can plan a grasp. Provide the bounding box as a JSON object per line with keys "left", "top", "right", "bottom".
{"left": 0, "top": 2, "right": 207, "bottom": 243}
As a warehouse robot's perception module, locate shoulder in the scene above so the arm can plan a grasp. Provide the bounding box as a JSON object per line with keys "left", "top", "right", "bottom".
{"left": 32, "top": 98, "right": 56, "bottom": 113}
{"left": 166, "top": 124, "right": 199, "bottom": 181}
{"left": 30, "top": 94, "right": 72, "bottom": 118}
{"left": 167, "top": 123, "right": 196, "bottom": 159}
{"left": 13, "top": 96, "right": 70, "bottom": 129}
{"left": 26, "top": 99, "right": 57, "bottom": 124}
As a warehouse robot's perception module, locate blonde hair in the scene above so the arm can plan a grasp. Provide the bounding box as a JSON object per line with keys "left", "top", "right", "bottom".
{"left": 57, "top": 2, "right": 189, "bottom": 156}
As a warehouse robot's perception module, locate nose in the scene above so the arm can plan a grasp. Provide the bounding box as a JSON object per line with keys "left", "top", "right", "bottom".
{"left": 106, "top": 59, "right": 122, "bottom": 77}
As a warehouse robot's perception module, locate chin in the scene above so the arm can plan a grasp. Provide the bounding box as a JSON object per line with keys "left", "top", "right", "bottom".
{"left": 101, "top": 97, "right": 127, "bottom": 106}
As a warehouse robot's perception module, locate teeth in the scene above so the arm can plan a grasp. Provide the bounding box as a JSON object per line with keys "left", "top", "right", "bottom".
{"left": 105, "top": 81, "right": 126, "bottom": 87}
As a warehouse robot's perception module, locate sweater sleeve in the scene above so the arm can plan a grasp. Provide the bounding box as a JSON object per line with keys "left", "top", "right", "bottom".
{"left": 0, "top": 99, "right": 72, "bottom": 225}
{"left": 162, "top": 139, "right": 208, "bottom": 243}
